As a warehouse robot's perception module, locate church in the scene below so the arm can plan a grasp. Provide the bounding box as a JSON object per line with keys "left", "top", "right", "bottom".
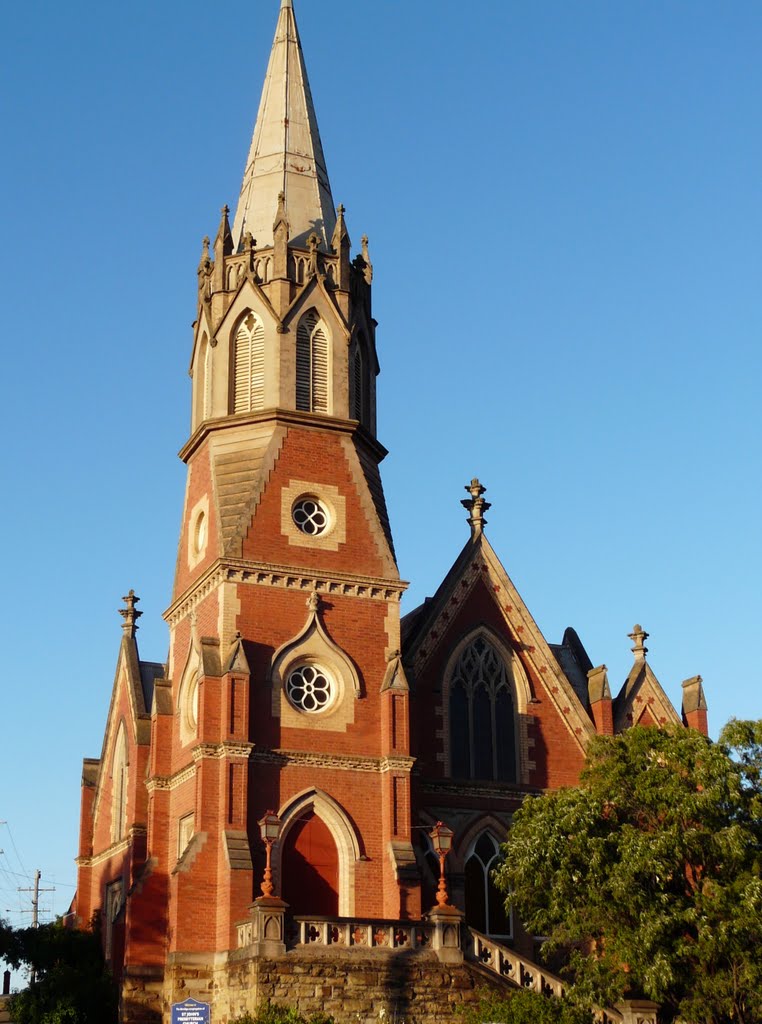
{"left": 74, "top": 2, "right": 708, "bottom": 1020}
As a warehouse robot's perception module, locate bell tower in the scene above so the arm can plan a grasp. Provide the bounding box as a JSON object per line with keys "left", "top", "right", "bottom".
{"left": 151, "top": 0, "right": 417, "bottom": 961}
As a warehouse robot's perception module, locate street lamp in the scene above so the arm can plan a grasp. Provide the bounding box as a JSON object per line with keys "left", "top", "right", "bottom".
{"left": 429, "top": 820, "right": 454, "bottom": 908}
{"left": 257, "top": 810, "right": 283, "bottom": 898}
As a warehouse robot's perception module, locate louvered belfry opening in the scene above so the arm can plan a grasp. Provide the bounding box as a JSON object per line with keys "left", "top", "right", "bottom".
{"left": 233, "top": 311, "right": 265, "bottom": 414}
{"left": 350, "top": 339, "right": 364, "bottom": 423}
{"left": 296, "top": 309, "right": 329, "bottom": 414}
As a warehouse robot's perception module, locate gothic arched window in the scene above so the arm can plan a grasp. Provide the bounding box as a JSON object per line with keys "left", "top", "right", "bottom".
{"left": 296, "top": 310, "right": 329, "bottom": 414}
{"left": 233, "top": 312, "right": 265, "bottom": 413}
{"left": 111, "top": 723, "right": 128, "bottom": 843}
{"left": 464, "top": 832, "right": 512, "bottom": 938}
{"left": 449, "top": 635, "right": 517, "bottom": 782}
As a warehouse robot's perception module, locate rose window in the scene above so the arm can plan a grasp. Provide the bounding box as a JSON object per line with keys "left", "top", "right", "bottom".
{"left": 292, "top": 497, "right": 329, "bottom": 536}
{"left": 286, "top": 664, "right": 334, "bottom": 713}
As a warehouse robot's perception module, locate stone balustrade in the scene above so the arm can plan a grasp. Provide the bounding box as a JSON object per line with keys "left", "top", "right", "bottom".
{"left": 467, "top": 928, "right": 626, "bottom": 1024}
{"left": 293, "top": 915, "right": 435, "bottom": 952}
{"left": 468, "top": 928, "right": 566, "bottom": 998}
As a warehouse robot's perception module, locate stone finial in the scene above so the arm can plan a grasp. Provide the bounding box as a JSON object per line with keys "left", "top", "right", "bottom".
{"left": 273, "top": 191, "right": 289, "bottom": 233}
{"left": 331, "top": 204, "right": 350, "bottom": 249}
{"left": 307, "top": 232, "right": 321, "bottom": 278}
{"left": 198, "top": 236, "right": 211, "bottom": 273}
{"left": 307, "top": 589, "right": 321, "bottom": 614}
{"left": 461, "top": 478, "right": 491, "bottom": 538}
{"left": 628, "top": 624, "right": 649, "bottom": 660}
{"left": 119, "top": 590, "right": 143, "bottom": 638}
{"left": 215, "top": 204, "right": 233, "bottom": 258}
{"left": 361, "top": 235, "right": 373, "bottom": 284}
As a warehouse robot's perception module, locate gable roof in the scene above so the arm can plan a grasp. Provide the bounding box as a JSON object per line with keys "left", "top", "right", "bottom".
{"left": 402, "top": 531, "right": 597, "bottom": 752}
{"left": 613, "top": 656, "right": 683, "bottom": 731}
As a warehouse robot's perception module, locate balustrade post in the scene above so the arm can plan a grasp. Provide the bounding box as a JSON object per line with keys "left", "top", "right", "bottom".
{"left": 615, "top": 1000, "right": 659, "bottom": 1024}
{"left": 246, "top": 896, "right": 288, "bottom": 958}
{"left": 426, "top": 904, "right": 464, "bottom": 964}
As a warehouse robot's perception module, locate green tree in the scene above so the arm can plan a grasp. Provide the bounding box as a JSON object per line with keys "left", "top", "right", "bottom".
{"left": 3, "top": 921, "right": 117, "bottom": 1024}
{"left": 459, "top": 990, "right": 593, "bottom": 1024}
{"left": 493, "top": 722, "right": 762, "bottom": 1024}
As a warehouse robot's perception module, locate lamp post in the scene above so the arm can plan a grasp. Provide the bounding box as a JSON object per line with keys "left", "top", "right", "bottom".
{"left": 257, "top": 810, "right": 283, "bottom": 898}
{"left": 429, "top": 820, "right": 454, "bottom": 908}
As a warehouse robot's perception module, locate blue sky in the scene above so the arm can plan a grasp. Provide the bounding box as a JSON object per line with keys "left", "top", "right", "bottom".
{"left": 1, "top": 0, "right": 760, "bottom": 946}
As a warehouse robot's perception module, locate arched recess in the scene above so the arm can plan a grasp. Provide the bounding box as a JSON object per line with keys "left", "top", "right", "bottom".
{"left": 463, "top": 828, "right": 512, "bottom": 939}
{"left": 275, "top": 789, "right": 361, "bottom": 917}
{"left": 444, "top": 627, "right": 530, "bottom": 783}
{"left": 203, "top": 333, "right": 213, "bottom": 420}
{"left": 270, "top": 595, "right": 361, "bottom": 733}
{"left": 177, "top": 645, "right": 200, "bottom": 747}
{"left": 232, "top": 311, "right": 265, "bottom": 414}
{"left": 296, "top": 309, "right": 330, "bottom": 414}
{"left": 111, "top": 722, "right": 129, "bottom": 843}
{"left": 192, "top": 332, "right": 212, "bottom": 428}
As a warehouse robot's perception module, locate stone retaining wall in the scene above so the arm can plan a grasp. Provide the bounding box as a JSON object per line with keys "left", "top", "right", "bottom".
{"left": 123, "top": 948, "right": 505, "bottom": 1024}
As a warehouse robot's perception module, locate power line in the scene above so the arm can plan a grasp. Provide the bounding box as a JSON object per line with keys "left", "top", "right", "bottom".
{"left": 0, "top": 823, "right": 29, "bottom": 880}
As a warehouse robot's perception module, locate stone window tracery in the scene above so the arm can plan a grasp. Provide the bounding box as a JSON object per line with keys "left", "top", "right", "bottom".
{"left": 286, "top": 663, "right": 335, "bottom": 714}
{"left": 449, "top": 635, "right": 517, "bottom": 782}
{"left": 292, "top": 496, "right": 329, "bottom": 536}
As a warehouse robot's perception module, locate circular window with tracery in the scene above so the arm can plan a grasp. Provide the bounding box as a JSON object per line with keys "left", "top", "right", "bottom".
{"left": 292, "top": 497, "right": 329, "bottom": 536}
{"left": 286, "top": 664, "right": 334, "bottom": 714}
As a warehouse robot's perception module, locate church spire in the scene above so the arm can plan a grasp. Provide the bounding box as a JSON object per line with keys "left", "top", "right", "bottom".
{"left": 231, "top": 0, "right": 336, "bottom": 253}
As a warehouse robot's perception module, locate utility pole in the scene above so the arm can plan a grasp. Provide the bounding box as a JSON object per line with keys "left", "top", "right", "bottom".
{"left": 18, "top": 870, "right": 55, "bottom": 928}
{"left": 16, "top": 871, "right": 55, "bottom": 987}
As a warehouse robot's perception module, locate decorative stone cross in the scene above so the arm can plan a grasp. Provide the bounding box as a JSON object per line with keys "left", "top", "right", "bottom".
{"left": 461, "top": 478, "right": 491, "bottom": 538}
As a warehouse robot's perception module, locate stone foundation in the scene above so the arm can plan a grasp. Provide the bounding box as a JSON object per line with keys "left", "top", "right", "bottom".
{"left": 123, "top": 948, "right": 505, "bottom": 1024}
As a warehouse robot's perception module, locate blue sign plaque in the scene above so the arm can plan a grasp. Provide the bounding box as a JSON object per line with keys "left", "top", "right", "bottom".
{"left": 171, "top": 998, "right": 211, "bottom": 1024}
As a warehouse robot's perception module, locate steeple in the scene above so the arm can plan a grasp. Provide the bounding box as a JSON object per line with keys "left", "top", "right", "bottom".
{"left": 232, "top": 0, "right": 336, "bottom": 252}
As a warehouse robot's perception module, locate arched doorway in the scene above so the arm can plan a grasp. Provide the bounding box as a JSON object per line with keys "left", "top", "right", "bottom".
{"left": 281, "top": 812, "right": 339, "bottom": 916}
{"left": 464, "top": 832, "right": 512, "bottom": 938}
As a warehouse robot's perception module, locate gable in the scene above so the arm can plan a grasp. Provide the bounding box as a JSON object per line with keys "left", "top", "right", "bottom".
{"left": 404, "top": 536, "right": 595, "bottom": 755}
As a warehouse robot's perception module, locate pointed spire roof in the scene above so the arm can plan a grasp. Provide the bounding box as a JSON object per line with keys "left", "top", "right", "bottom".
{"left": 232, "top": 0, "right": 336, "bottom": 252}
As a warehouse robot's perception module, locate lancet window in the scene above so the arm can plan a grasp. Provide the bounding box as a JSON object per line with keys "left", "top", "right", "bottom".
{"left": 464, "top": 832, "right": 512, "bottom": 937}
{"left": 233, "top": 312, "right": 265, "bottom": 413}
{"left": 296, "top": 310, "right": 329, "bottom": 414}
{"left": 449, "top": 635, "right": 517, "bottom": 782}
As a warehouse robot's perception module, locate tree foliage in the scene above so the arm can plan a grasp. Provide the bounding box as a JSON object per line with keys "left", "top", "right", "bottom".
{"left": 493, "top": 722, "right": 762, "bottom": 1024}
{"left": 459, "top": 990, "right": 593, "bottom": 1024}
{"left": 1, "top": 921, "right": 117, "bottom": 1024}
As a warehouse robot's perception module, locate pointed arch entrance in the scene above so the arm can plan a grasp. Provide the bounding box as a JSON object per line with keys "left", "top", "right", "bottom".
{"left": 275, "top": 789, "right": 360, "bottom": 917}
{"left": 281, "top": 813, "right": 339, "bottom": 916}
